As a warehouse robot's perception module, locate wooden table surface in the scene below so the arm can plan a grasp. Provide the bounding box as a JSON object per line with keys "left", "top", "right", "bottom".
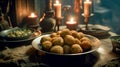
{"left": 0, "top": 24, "right": 119, "bottom": 67}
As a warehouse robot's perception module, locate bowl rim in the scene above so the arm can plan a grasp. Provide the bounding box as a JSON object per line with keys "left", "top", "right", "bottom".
{"left": 110, "top": 35, "right": 120, "bottom": 43}
{"left": 110, "top": 35, "right": 120, "bottom": 38}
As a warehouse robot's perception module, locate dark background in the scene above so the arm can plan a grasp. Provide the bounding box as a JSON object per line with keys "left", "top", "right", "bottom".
{"left": 36, "top": 0, "right": 120, "bottom": 34}
{"left": 0, "top": 0, "right": 120, "bottom": 34}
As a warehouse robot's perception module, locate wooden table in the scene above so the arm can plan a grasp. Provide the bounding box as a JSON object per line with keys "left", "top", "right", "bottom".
{"left": 0, "top": 24, "right": 119, "bottom": 67}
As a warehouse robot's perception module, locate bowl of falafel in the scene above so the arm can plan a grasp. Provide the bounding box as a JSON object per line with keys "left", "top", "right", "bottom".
{"left": 32, "top": 28, "right": 101, "bottom": 56}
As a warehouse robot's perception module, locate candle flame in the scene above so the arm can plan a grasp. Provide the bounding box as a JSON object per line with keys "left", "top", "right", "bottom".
{"left": 66, "top": 18, "right": 77, "bottom": 24}
{"left": 70, "top": 18, "right": 74, "bottom": 22}
{"left": 86, "top": 0, "right": 90, "bottom": 2}
{"left": 29, "top": 12, "right": 37, "bottom": 18}
{"left": 56, "top": 0, "right": 59, "bottom": 4}
{"left": 31, "top": 13, "right": 35, "bottom": 17}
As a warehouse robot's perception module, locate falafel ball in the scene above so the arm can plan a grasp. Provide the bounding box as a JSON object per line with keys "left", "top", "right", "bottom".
{"left": 74, "top": 38, "right": 81, "bottom": 45}
{"left": 50, "top": 45, "right": 64, "bottom": 54}
{"left": 60, "top": 28, "right": 72, "bottom": 38}
{"left": 80, "top": 37, "right": 90, "bottom": 42}
{"left": 64, "top": 35, "right": 75, "bottom": 46}
{"left": 71, "top": 44, "right": 83, "bottom": 53}
{"left": 57, "top": 30, "right": 62, "bottom": 35}
{"left": 78, "top": 32, "right": 85, "bottom": 39}
{"left": 81, "top": 40, "right": 92, "bottom": 51}
{"left": 41, "top": 36, "right": 51, "bottom": 43}
{"left": 71, "top": 30, "right": 80, "bottom": 39}
{"left": 42, "top": 41, "right": 52, "bottom": 50}
{"left": 52, "top": 37, "right": 64, "bottom": 46}
{"left": 51, "top": 36, "right": 57, "bottom": 42}
{"left": 63, "top": 45, "right": 71, "bottom": 54}
{"left": 50, "top": 33, "right": 57, "bottom": 38}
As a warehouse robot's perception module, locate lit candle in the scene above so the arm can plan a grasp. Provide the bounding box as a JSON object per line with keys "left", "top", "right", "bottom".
{"left": 66, "top": 18, "right": 76, "bottom": 24}
{"left": 27, "top": 12, "right": 38, "bottom": 25}
{"left": 84, "top": 0, "right": 92, "bottom": 17}
{"left": 28, "top": 13, "right": 37, "bottom": 18}
{"left": 54, "top": 0, "right": 61, "bottom": 18}
{"left": 66, "top": 18, "right": 77, "bottom": 30}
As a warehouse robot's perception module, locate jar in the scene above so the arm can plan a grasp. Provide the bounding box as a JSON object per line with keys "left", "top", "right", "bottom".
{"left": 40, "top": 10, "right": 56, "bottom": 33}
{"left": 0, "top": 13, "right": 10, "bottom": 31}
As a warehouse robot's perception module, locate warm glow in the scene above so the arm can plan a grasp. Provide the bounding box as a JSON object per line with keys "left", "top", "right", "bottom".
{"left": 85, "top": 0, "right": 92, "bottom": 4}
{"left": 31, "top": 13, "right": 35, "bottom": 17}
{"left": 71, "top": 18, "right": 74, "bottom": 21}
{"left": 54, "top": 0, "right": 61, "bottom": 18}
{"left": 84, "top": 0, "right": 92, "bottom": 17}
{"left": 66, "top": 18, "right": 77, "bottom": 24}
{"left": 28, "top": 13, "right": 37, "bottom": 18}
{"left": 97, "top": 47, "right": 106, "bottom": 54}
{"left": 86, "top": 0, "right": 90, "bottom": 2}
{"left": 55, "top": 0, "right": 59, "bottom": 4}
{"left": 66, "top": 17, "right": 77, "bottom": 30}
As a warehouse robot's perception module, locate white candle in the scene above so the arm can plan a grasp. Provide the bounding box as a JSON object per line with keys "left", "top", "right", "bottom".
{"left": 54, "top": 0, "right": 61, "bottom": 18}
{"left": 84, "top": 0, "right": 92, "bottom": 17}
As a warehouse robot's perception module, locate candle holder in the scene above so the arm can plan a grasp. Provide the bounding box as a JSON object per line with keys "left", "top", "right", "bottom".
{"left": 54, "top": 17, "right": 63, "bottom": 31}
{"left": 81, "top": 13, "right": 94, "bottom": 30}
{"left": 84, "top": 17, "right": 89, "bottom": 30}
{"left": 82, "top": 12, "right": 94, "bottom": 30}
{"left": 53, "top": 0, "right": 62, "bottom": 31}
{"left": 81, "top": 0, "right": 94, "bottom": 30}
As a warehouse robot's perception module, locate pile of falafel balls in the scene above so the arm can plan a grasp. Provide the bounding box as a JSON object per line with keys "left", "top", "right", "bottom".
{"left": 40, "top": 28, "right": 92, "bottom": 54}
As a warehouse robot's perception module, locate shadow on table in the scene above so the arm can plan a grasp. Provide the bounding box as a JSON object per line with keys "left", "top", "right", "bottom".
{"left": 28, "top": 51, "right": 100, "bottom": 67}
{"left": 0, "top": 38, "right": 34, "bottom": 50}
{"left": 0, "top": 50, "right": 100, "bottom": 67}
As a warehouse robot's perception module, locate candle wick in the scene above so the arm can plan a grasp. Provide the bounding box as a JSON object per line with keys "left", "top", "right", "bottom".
{"left": 56, "top": 1, "right": 59, "bottom": 4}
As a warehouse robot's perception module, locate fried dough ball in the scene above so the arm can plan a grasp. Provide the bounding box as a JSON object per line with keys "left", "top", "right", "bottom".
{"left": 81, "top": 40, "right": 92, "bottom": 51}
{"left": 64, "top": 35, "right": 75, "bottom": 46}
{"left": 60, "top": 28, "right": 72, "bottom": 38}
{"left": 71, "top": 44, "right": 83, "bottom": 53}
{"left": 50, "top": 45, "right": 64, "bottom": 54}
{"left": 52, "top": 37, "right": 64, "bottom": 46}
{"left": 42, "top": 41, "right": 52, "bottom": 50}
{"left": 78, "top": 32, "right": 85, "bottom": 39}
{"left": 63, "top": 45, "right": 71, "bottom": 54}
{"left": 71, "top": 30, "right": 80, "bottom": 39}
{"left": 80, "top": 37, "right": 90, "bottom": 42}
{"left": 74, "top": 38, "right": 81, "bottom": 45}
{"left": 51, "top": 37, "right": 57, "bottom": 43}
{"left": 57, "top": 31, "right": 62, "bottom": 35}
{"left": 50, "top": 33, "right": 57, "bottom": 38}
{"left": 40, "top": 36, "right": 51, "bottom": 43}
